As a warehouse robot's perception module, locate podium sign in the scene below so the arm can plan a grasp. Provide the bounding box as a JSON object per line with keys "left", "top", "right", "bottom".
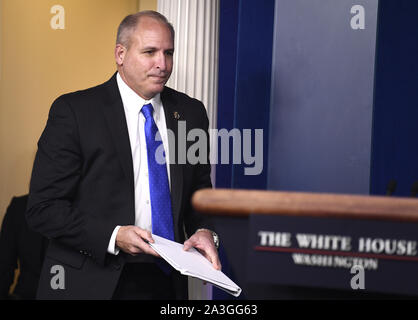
{"left": 247, "top": 215, "right": 418, "bottom": 295}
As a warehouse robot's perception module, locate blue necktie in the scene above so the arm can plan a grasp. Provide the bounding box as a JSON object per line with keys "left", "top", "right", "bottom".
{"left": 141, "top": 103, "right": 175, "bottom": 242}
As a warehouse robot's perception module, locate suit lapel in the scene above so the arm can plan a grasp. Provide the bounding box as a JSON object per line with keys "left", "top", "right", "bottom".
{"left": 161, "top": 88, "right": 184, "bottom": 232}
{"left": 100, "top": 78, "right": 183, "bottom": 234}
{"left": 102, "top": 74, "right": 135, "bottom": 202}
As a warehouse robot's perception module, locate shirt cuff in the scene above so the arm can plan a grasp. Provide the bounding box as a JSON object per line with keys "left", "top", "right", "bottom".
{"left": 107, "top": 226, "right": 121, "bottom": 255}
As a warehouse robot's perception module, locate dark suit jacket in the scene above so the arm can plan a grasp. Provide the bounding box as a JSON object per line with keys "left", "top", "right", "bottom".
{"left": 0, "top": 195, "right": 46, "bottom": 299}
{"left": 26, "top": 73, "right": 212, "bottom": 299}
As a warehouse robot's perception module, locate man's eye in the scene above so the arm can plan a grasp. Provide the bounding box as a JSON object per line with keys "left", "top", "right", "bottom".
{"left": 166, "top": 51, "right": 174, "bottom": 56}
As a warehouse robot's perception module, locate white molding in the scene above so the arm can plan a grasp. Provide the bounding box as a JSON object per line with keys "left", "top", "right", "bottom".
{"left": 158, "top": 0, "right": 220, "bottom": 300}
{"left": 157, "top": 0, "right": 219, "bottom": 145}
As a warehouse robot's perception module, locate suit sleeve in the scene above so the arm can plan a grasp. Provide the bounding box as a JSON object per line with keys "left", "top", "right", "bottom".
{"left": 26, "top": 96, "right": 109, "bottom": 266}
{"left": 183, "top": 101, "right": 214, "bottom": 237}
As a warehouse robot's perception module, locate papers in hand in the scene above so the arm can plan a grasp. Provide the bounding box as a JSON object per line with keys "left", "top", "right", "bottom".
{"left": 149, "top": 234, "right": 242, "bottom": 297}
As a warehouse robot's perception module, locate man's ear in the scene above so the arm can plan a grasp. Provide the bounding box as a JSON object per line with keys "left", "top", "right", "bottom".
{"left": 115, "top": 44, "right": 126, "bottom": 66}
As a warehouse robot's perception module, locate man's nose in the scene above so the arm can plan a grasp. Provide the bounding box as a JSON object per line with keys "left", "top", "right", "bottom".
{"left": 155, "top": 52, "right": 167, "bottom": 72}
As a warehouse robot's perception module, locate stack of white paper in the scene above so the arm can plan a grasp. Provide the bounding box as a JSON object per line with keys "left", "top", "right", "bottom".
{"left": 149, "top": 234, "right": 242, "bottom": 297}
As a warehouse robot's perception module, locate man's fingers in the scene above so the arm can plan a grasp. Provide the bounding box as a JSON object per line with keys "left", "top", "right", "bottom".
{"left": 129, "top": 245, "right": 142, "bottom": 255}
{"left": 116, "top": 226, "right": 160, "bottom": 256}
{"left": 183, "top": 239, "right": 193, "bottom": 251}
{"left": 133, "top": 229, "right": 160, "bottom": 256}
{"left": 206, "top": 249, "right": 222, "bottom": 270}
{"left": 129, "top": 239, "right": 160, "bottom": 257}
{"left": 132, "top": 233, "right": 160, "bottom": 257}
{"left": 140, "top": 242, "right": 160, "bottom": 257}
{"left": 134, "top": 227, "right": 154, "bottom": 243}
{"left": 213, "top": 257, "right": 222, "bottom": 270}
{"left": 201, "top": 248, "right": 221, "bottom": 270}
{"left": 183, "top": 238, "right": 222, "bottom": 270}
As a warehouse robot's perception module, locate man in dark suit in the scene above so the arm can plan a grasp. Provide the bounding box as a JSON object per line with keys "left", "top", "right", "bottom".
{"left": 26, "top": 10, "right": 220, "bottom": 300}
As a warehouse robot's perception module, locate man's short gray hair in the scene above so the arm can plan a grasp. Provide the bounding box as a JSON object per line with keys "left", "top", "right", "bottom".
{"left": 116, "top": 11, "right": 175, "bottom": 48}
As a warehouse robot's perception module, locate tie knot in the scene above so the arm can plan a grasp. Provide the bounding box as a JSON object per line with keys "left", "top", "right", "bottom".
{"left": 141, "top": 103, "right": 153, "bottom": 119}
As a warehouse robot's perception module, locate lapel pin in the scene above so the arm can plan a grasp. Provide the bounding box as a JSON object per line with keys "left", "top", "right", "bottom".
{"left": 174, "top": 112, "right": 180, "bottom": 120}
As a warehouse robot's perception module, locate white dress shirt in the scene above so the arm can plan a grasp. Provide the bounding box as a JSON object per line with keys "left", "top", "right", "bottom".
{"left": 107, "top": 73, "right": 171, "bottom": 255}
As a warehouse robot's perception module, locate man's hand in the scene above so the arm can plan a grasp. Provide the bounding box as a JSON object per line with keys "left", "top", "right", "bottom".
{"left": 183, "top": 229, "right": 222, "bottom": 270}
{"left": 116, "top": 226, "right": 160, "bottom": 257}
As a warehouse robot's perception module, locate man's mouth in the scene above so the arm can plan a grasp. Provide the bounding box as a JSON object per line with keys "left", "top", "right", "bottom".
{"left": 149, "top": 75, "right": 167, "bottom": 83}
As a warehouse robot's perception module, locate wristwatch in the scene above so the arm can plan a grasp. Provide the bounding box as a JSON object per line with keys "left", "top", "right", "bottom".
{"left": 197, "top": 228, "right": 220, "bottom": 249}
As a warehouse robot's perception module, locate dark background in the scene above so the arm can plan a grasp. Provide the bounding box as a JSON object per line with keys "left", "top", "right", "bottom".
{"left": 212, "top": 0, "right": 418, "bottom": 299}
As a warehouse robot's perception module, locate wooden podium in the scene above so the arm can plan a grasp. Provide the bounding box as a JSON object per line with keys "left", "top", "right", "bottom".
{"left": 193, "top": 188, "right": 418, "bottom": 221}
{"left": 192, "top": 189, "right": 418, "bottom": 298}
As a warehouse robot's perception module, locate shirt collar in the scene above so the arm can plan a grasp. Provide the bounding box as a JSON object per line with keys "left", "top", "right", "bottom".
{"left": 116, "top": 72, "right": 163, "bottom": 120}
